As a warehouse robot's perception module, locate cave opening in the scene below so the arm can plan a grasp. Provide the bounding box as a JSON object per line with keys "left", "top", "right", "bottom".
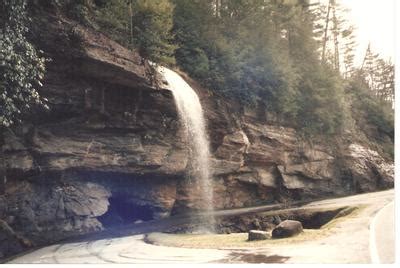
{"left": 297, "top": 210, "right": 341, "bottom": 229}
{"left": 98, "top": 195, "right": 154, "bottom": 228}
{"left": 279, "top": 207, "right": 351, "bottom": 230}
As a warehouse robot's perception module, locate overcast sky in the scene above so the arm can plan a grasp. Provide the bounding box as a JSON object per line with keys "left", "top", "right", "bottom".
{"left": 313, "top": 0, "right": 396, "bottom": 66}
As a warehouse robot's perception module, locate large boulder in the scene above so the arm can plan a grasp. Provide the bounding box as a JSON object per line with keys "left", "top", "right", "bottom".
{"left": 248, "top": 230, "right": 270, "bottom": 241}
{"left": 272, "top": 220, "right": 303, "bottom": 238}
{"left": 2, "top": 181, "right": 110, "bottom": 245}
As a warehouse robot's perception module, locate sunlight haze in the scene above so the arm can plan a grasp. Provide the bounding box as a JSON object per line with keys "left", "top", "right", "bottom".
{"left": 316, "top": 0, "right": 395, "bottom": 65}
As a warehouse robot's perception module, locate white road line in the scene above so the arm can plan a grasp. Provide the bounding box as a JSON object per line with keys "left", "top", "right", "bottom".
{"left": 369, "top": 201, "right": 394, "bottom": 264}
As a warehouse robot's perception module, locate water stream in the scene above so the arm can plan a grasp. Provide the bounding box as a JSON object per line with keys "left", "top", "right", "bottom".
{"left": 158, "top": 66, "right": 214, "bottom": 231}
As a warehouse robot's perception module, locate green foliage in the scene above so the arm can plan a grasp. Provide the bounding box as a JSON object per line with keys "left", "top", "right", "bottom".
{"left": 345, "top": 73, "right": 394, "bottom": 159}
{"left": 93, "top": 0, "right": 132, "bottom": 48}
{"left": 0, "top": 0, "right": 47, "bottom": 127}
{"left": 297, "top": 65, "right": 347, "bottom": 135}
{"left": 173, "top": 0, "right": 347, "bottom": 135}
{"left": 90, "top": 0, "right": 176, "bottom": 65}
{"left": 176, "top": 47, "right": 210, "bottom": 78}
{"left": 173, "top": 0, "right": 214, "bottom": 78}
{"left": 131, "top": 0, "right": 176, "bottom": 64}
{"left": 347, "top": 74, "right": 394, "bottom": 140}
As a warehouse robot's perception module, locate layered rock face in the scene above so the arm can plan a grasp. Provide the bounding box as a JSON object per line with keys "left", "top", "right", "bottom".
{"left": 0, "top": 12, "right": 394, "bottom": 257}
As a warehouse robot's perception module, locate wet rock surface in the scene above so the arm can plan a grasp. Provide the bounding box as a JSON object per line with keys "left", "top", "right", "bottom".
{"left": 0, "top": 10, "right": 394, "bottom": 259}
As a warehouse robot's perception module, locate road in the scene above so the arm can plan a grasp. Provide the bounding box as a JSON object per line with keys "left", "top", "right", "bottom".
{"left": 7, "top": 189, "right": 395, "bottom": 264}
{"left": 370, "top": 201, "right": 395, "bottom": 263}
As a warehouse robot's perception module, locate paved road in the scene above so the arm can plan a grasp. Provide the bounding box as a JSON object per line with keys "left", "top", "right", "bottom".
{"left": 7, "top": 235, "right": 230, "bottom": 264}
{"left": 8, "top": 189, "right": 395, "bottom": 264}
{"left": 370, "top": 201, "right": 395, "bottom": 264}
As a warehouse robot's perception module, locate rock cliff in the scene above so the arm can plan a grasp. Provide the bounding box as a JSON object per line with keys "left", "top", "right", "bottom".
{"left": 0, "top": 11, "right": 394, "bottom": 258}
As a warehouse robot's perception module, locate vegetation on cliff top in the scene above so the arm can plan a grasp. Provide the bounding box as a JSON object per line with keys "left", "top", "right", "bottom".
{"left": 1, "top": 0, "right": 394, "bottom": 156}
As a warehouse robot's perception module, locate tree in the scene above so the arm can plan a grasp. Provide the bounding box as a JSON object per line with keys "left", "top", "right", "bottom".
{"left": 0, "top": 0, "right": 47, "bottom": 127}
{"left": 346, "top": 73, "right": 394, "bottom": 158}
{"left": 131, "top": 0, "right": 176, "bottom": 65}
{"left": 173, "top": 0, "right": 215, "bottom": 79}
{"left": 374, "top": 59, "right": 394, "bottom": 104}
{"left": 359, "top": 44, "right": 394, "bottom": 106}
{"left": 320, "top": 0, "right": 332, "bottom": 63}
{"left": 341, "top": 25, "right": 357, "bottom": 78}
{"left": 94, "top": 0, "right": 132, "bottom": 48}
{"left": 93, "top": 0, "right": 176, "bottom": 65}
{"left": 317, "top": 0, "right": 357, "bottom": 74}
{"left": 173, "top": 0, "right": 349, "bottom": 135}
{"left": 63, "top": 0, "right": 391, "bottom": 139}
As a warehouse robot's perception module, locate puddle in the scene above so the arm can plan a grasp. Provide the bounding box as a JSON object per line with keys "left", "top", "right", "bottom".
{"left": 226, "top": 252, "right": 290, "bottom": 263}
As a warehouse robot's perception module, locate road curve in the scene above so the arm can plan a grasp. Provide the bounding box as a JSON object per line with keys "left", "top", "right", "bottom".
{"left": 370, "top": 201, "right": 395, "bottom": 264}
{"left": 8, "top": 189, "right": 395, "bottom": 264}
{"left": 8, "top": 235, "right": 230, "bottom": 264}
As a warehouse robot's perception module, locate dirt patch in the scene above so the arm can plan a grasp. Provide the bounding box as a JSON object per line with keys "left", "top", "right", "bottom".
{"left": 146, "top": 231, "right": 318, "bottom": 249}
{"left": 225, "top": 252, "right": 290, "bottom": 263}
{"left": 145, "top": 205, "right": 362, "bottom": 249}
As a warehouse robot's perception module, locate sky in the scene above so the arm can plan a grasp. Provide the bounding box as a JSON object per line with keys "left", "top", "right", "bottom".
{"left": 314, "top": 0, "right": 396, "bottom": 66}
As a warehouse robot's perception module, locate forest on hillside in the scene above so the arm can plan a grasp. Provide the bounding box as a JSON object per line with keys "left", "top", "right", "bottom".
{"left": 1, "top": 0, "right": 394, "bottom": 155}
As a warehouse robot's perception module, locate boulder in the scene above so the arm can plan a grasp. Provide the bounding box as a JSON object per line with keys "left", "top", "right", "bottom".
{"left": 272, "top": 220, "right": 303, "bottom": 238}
{"left": 248, "top": 230, "right": 270, "bottom": 241}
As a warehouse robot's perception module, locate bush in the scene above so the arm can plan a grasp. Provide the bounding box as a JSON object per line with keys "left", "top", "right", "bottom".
{"left": 0, "top": 0, "right": 47, "bottom": 127}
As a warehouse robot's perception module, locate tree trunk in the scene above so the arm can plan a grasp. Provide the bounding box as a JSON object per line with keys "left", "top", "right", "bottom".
{"left": 321, "top": 1, "right": 331, "bottom": 63}
{"left": 332, "top": 1, "right": 340, "bottom": 71}
{"left": 129, "top": 0, "right": 134, "bottom": 46}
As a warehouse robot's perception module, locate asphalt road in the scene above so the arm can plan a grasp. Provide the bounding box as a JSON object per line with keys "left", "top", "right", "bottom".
{"left": 370, "top": 201, "right": 395, "bottom": 263}
{"left": 8, "top": 189, "right": 395, "bottom": 264}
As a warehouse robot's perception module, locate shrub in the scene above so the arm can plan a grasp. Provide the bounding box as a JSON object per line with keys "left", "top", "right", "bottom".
{"left": 0, "top": 0, "right": 48, "bottom": 127}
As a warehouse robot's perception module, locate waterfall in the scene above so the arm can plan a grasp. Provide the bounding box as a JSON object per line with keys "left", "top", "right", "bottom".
{"left": 158, "top": 66, "right": 214, "bottom": 231}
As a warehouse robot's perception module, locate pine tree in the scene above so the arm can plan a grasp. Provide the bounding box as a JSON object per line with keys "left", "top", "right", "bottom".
{"left": 317, "top": 0, "right": 357, "bottom": 75}
{"left": 360, "top": 44, "right": 380, "bottom": 92}
{"left": 360, "top": 45, "right": 394, "bottom": 106}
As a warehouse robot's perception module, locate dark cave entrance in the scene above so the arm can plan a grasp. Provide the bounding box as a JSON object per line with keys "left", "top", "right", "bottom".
{"left": 297, "top": 209, "right": 343, "bottom": 229}
{"left": 98, "top": 195, "right": 154, "bottom": 228}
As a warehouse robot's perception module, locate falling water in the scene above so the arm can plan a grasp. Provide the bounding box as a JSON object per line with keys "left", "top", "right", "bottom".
{"left": 158, "top": 66, "right": 214, "bottom": 231}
